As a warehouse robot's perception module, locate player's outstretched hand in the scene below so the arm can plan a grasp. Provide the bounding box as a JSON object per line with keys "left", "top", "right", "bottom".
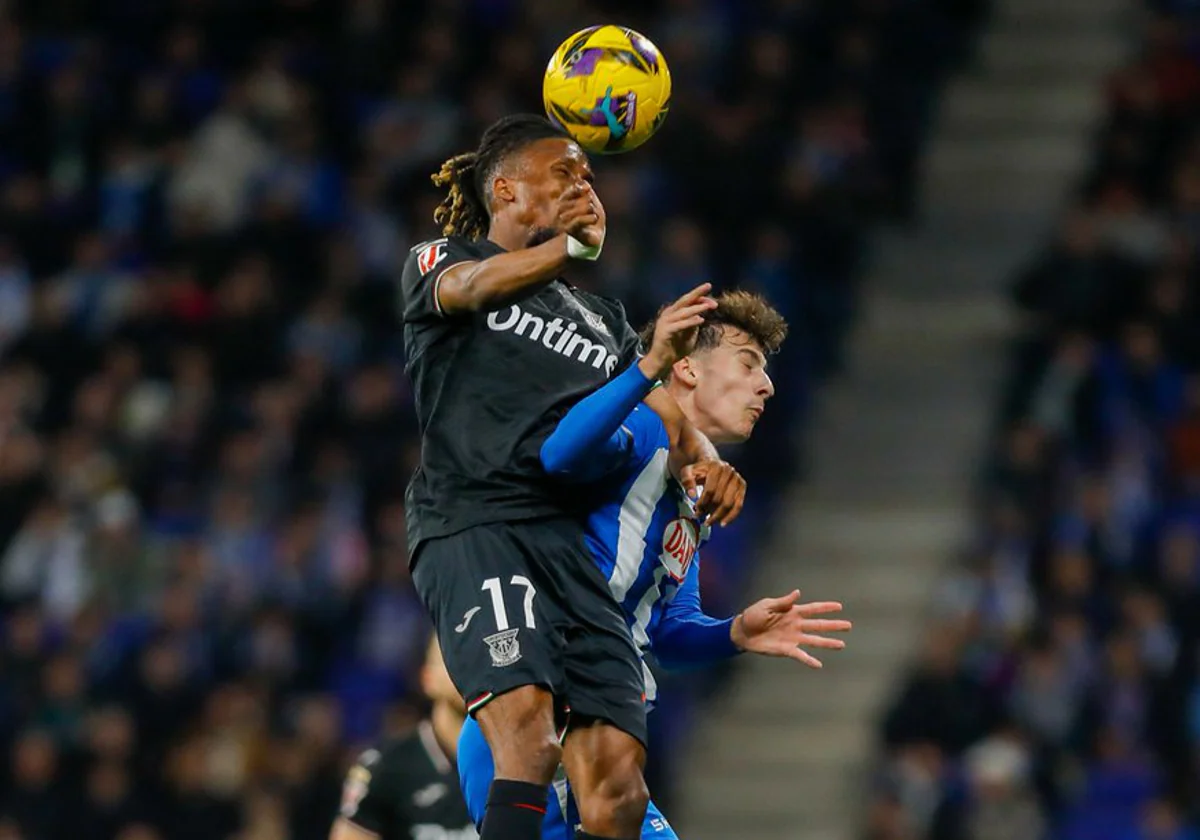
{"left": 639, "top": 283, "right": 717, "bottom": 380}
{"left": 731, "top": 590, "right": 852, "bottom": 669}
{"left": 680, "top": 459, "right": 745, "bottom": 527}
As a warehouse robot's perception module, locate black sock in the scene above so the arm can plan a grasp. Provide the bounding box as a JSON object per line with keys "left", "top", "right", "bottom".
{"left": 480, "top": 779, "right": 547, "bottom": 840}
{"left": 575, "top": 833, "right": 638, "bottom": 840}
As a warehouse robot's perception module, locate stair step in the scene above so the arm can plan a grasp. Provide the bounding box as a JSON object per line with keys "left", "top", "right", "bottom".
{"left": 922, "top": 171, "right": 1072, "bottom": 213}
{"left": 691, "top": 719, "right": 871, "bottom": 768}
{"left": 718, "top": 666, "right": 897, "bottom": 721}
{"left": 977, "top": 30, "right": 1128, "bottom": 78}
{"left": 680, "top": 768, "right": 866, "bottom": 820}
{"left": 674, "top": 809, "right": 851, "bottom": 840}
{"left": 898, "top": 207, "right": 1058, "bottom": 241}
{"left": 772, "top": 508, "right": 967, "bottom": 557}
{"left": 926, "top": 134, "right": 1086, "bottom": 178}
{"left": 753, "top": 561, "right": 942, "bottom": 612}
{"left": 938, "top": 78, "right": 1103, "bottom": 136}
{"left": 997, "top": 0, "right": 1128, "bottom": 28}
{"left": 858, "top": 294, "right": 1014, "bottom": 339}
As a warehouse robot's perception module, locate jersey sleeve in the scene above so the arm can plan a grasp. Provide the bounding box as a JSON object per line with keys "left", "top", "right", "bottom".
{"left": 399, "top": 237, "right": 477, "bottom": 322}
{"left": 651, "top": 553, "right": 741, "bottom": 670}
{"left": 339, "top": 749, "right": 399, "bottom": 836}
{"left": 540, "top": 363, "right": 657, "bottom": 482}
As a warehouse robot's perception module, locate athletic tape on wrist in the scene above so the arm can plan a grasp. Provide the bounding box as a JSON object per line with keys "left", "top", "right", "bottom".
{"left": 566, "top": 234, "right": 603, "bottom": 261}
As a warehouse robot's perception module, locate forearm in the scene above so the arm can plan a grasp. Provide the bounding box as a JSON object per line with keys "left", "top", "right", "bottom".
{"left": 644, "top": 388, "right": 718, "bottom": 461}
{"left": 654, "top": 613, "right": 741, "bottom": 670}
{"left": 541, "top": 363, "right": 655, "bottom": 478}
{"left": 644, "top": 387, "right": 686, "bottom": 448}
{"left": 439, "top": 235, "right": 572, "bottom": 313}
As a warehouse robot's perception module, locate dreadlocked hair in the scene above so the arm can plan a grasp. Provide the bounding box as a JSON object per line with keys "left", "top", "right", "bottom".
{"left": 640, "top": 290, "right": 790, "bottom": 360}
{"left": 431, "top": 153, "right": 486, "bottom": 239}
{"left": 431, "top": 114, "right": 568, "bottom": 240}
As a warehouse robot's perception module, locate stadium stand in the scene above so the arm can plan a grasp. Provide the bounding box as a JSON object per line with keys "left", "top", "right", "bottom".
{"left": 0, "top": 1, "right": 982, "bottom": 837}
{"left": 871, "top": 3, "right": 1200, "bottom": 839}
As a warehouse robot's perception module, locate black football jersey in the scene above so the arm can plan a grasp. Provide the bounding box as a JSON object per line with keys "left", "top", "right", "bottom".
{"left": 399, "top": 235, "right": 640, "bottom": 555}
{"left": 338, "top": 722, "right": 476, "bottom": 840}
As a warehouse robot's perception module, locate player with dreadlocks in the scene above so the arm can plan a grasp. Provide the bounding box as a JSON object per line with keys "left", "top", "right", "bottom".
{"left": 398, "top": 113, "right": 745, "bottom": 840}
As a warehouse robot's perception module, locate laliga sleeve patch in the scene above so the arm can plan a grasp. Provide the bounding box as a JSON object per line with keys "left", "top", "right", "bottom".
{"left": 417, "top": 241, "right": 448, "bottom": 275}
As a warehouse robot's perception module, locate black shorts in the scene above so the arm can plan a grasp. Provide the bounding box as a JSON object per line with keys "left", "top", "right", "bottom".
{"left": 411, "top": 516, "right": 647, "bottom": 747}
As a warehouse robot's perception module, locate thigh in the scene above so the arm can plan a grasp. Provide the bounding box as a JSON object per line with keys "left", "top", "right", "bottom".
{"left": 411, "top": 523, "right": 566, "bottom": 712}
{"left": 535, "top": 523, "right": 646, "bottom": 746}
{"left": 560, "top": 718, "right": 647, "bottom": 803}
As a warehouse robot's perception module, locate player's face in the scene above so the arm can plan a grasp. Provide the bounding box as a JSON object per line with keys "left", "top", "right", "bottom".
{"left": 420, "top": 639, "right": 466, "bottom": 715}
{"left": 688, "top": 327, "right": 775, "bottom": 444}
{"left": 505, "top": 138, "right": 595, "bottom": 244}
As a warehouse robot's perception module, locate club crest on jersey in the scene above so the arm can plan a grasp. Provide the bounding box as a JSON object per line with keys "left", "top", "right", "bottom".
{"left": 484, "top": 628, "right": 521, "bottom": 666}
{"left": 660, "top": 518, "right": 699, "bottom": 582}
{"left": 417, "top": 241, "right": 448, "bottom": 275}
{"left": 554, "top": 285, "right": 611, "bottom": 337}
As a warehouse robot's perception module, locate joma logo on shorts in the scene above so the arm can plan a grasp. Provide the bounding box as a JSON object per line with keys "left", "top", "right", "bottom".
{"left": 486, "top": 305, "right": 619, "bottom": 375}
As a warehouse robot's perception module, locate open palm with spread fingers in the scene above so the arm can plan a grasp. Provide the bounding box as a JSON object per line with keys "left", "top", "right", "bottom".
{"left": 730, "top": 590, "right": 852, "bottom": 669}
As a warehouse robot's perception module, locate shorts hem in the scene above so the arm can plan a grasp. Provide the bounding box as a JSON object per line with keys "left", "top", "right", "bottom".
{"left": 563, "top": 708, "right": 648, "bottom": 751}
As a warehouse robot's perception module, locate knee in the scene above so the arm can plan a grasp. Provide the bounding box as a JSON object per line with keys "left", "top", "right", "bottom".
{"left": 576, "top": 764, "right": 649, "bottom": 832}
{"left": 493, "top": 731, "right": 562, "bottom": 783}
{"left": 477, "top": 687, "right": 562, "bottom": 783}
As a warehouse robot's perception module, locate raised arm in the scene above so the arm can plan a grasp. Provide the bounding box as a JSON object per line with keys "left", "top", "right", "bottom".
{"left": 437, "top": 234, "right": 574, "bottom": 315}
{"left": 651, "top": 558, "right": 740, "bottom": 670}
{"left": 541, "top": 284, "right": 718, "bottom": 480}
{"left": 540, "top": 364, "right": 657, "bottom": 482}
{"left": 438, "top": 186, "right": 603, "bottom": 315}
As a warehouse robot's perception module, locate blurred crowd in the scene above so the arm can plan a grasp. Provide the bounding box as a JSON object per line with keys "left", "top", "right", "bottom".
{"left": 0, "top": 0, "right": 980, "bottom": 837}
{"left": 870, "top": 3, "right": 1200, "bottom": 840}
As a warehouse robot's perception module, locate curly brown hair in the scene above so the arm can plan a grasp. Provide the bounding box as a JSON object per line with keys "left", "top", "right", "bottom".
{"left": 640, "top": 289, "right": 789, "bottom": 359}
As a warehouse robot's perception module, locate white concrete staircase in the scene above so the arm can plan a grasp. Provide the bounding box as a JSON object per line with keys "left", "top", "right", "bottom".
{"left": 672, "top": 0, "right": 1130, "bottom": 837}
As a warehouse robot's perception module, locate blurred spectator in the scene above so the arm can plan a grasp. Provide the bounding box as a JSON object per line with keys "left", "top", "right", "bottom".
{"left": 877, "top": 4, "right": 1200, "bottom": 838}
{"left": 934, "top": 733, "right": 1046, "bottom": 840}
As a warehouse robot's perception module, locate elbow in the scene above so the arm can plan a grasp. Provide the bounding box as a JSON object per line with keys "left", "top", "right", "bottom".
{"left": 539, "top": 440, "right": 573, "bottom": 478}
{"left": 440, "top": 269, "right": 494, "bottom": 313}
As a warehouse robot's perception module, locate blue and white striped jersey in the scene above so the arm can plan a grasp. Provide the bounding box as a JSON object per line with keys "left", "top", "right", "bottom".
{"left": 574, "top": 404, "right": 713, "bottom": 703}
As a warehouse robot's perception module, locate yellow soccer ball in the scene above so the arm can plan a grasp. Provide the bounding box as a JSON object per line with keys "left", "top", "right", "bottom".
{"left": 543, "top": 25, "right": 672, "bottom": 155}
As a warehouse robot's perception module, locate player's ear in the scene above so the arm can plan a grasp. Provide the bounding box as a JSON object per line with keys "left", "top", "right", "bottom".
{"left": 674, "top": 357, "right": 698, "bottom": 388}
{"left": 492, "top": 175, "right": 516, "bottom": 204}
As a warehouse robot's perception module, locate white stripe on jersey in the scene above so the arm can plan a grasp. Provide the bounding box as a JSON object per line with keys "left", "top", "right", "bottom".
{"left": 609, "top": 449, "right": 670, "bottom": 602}
{"left": 629, "top": 565, "right": 669, "bottom": 702}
